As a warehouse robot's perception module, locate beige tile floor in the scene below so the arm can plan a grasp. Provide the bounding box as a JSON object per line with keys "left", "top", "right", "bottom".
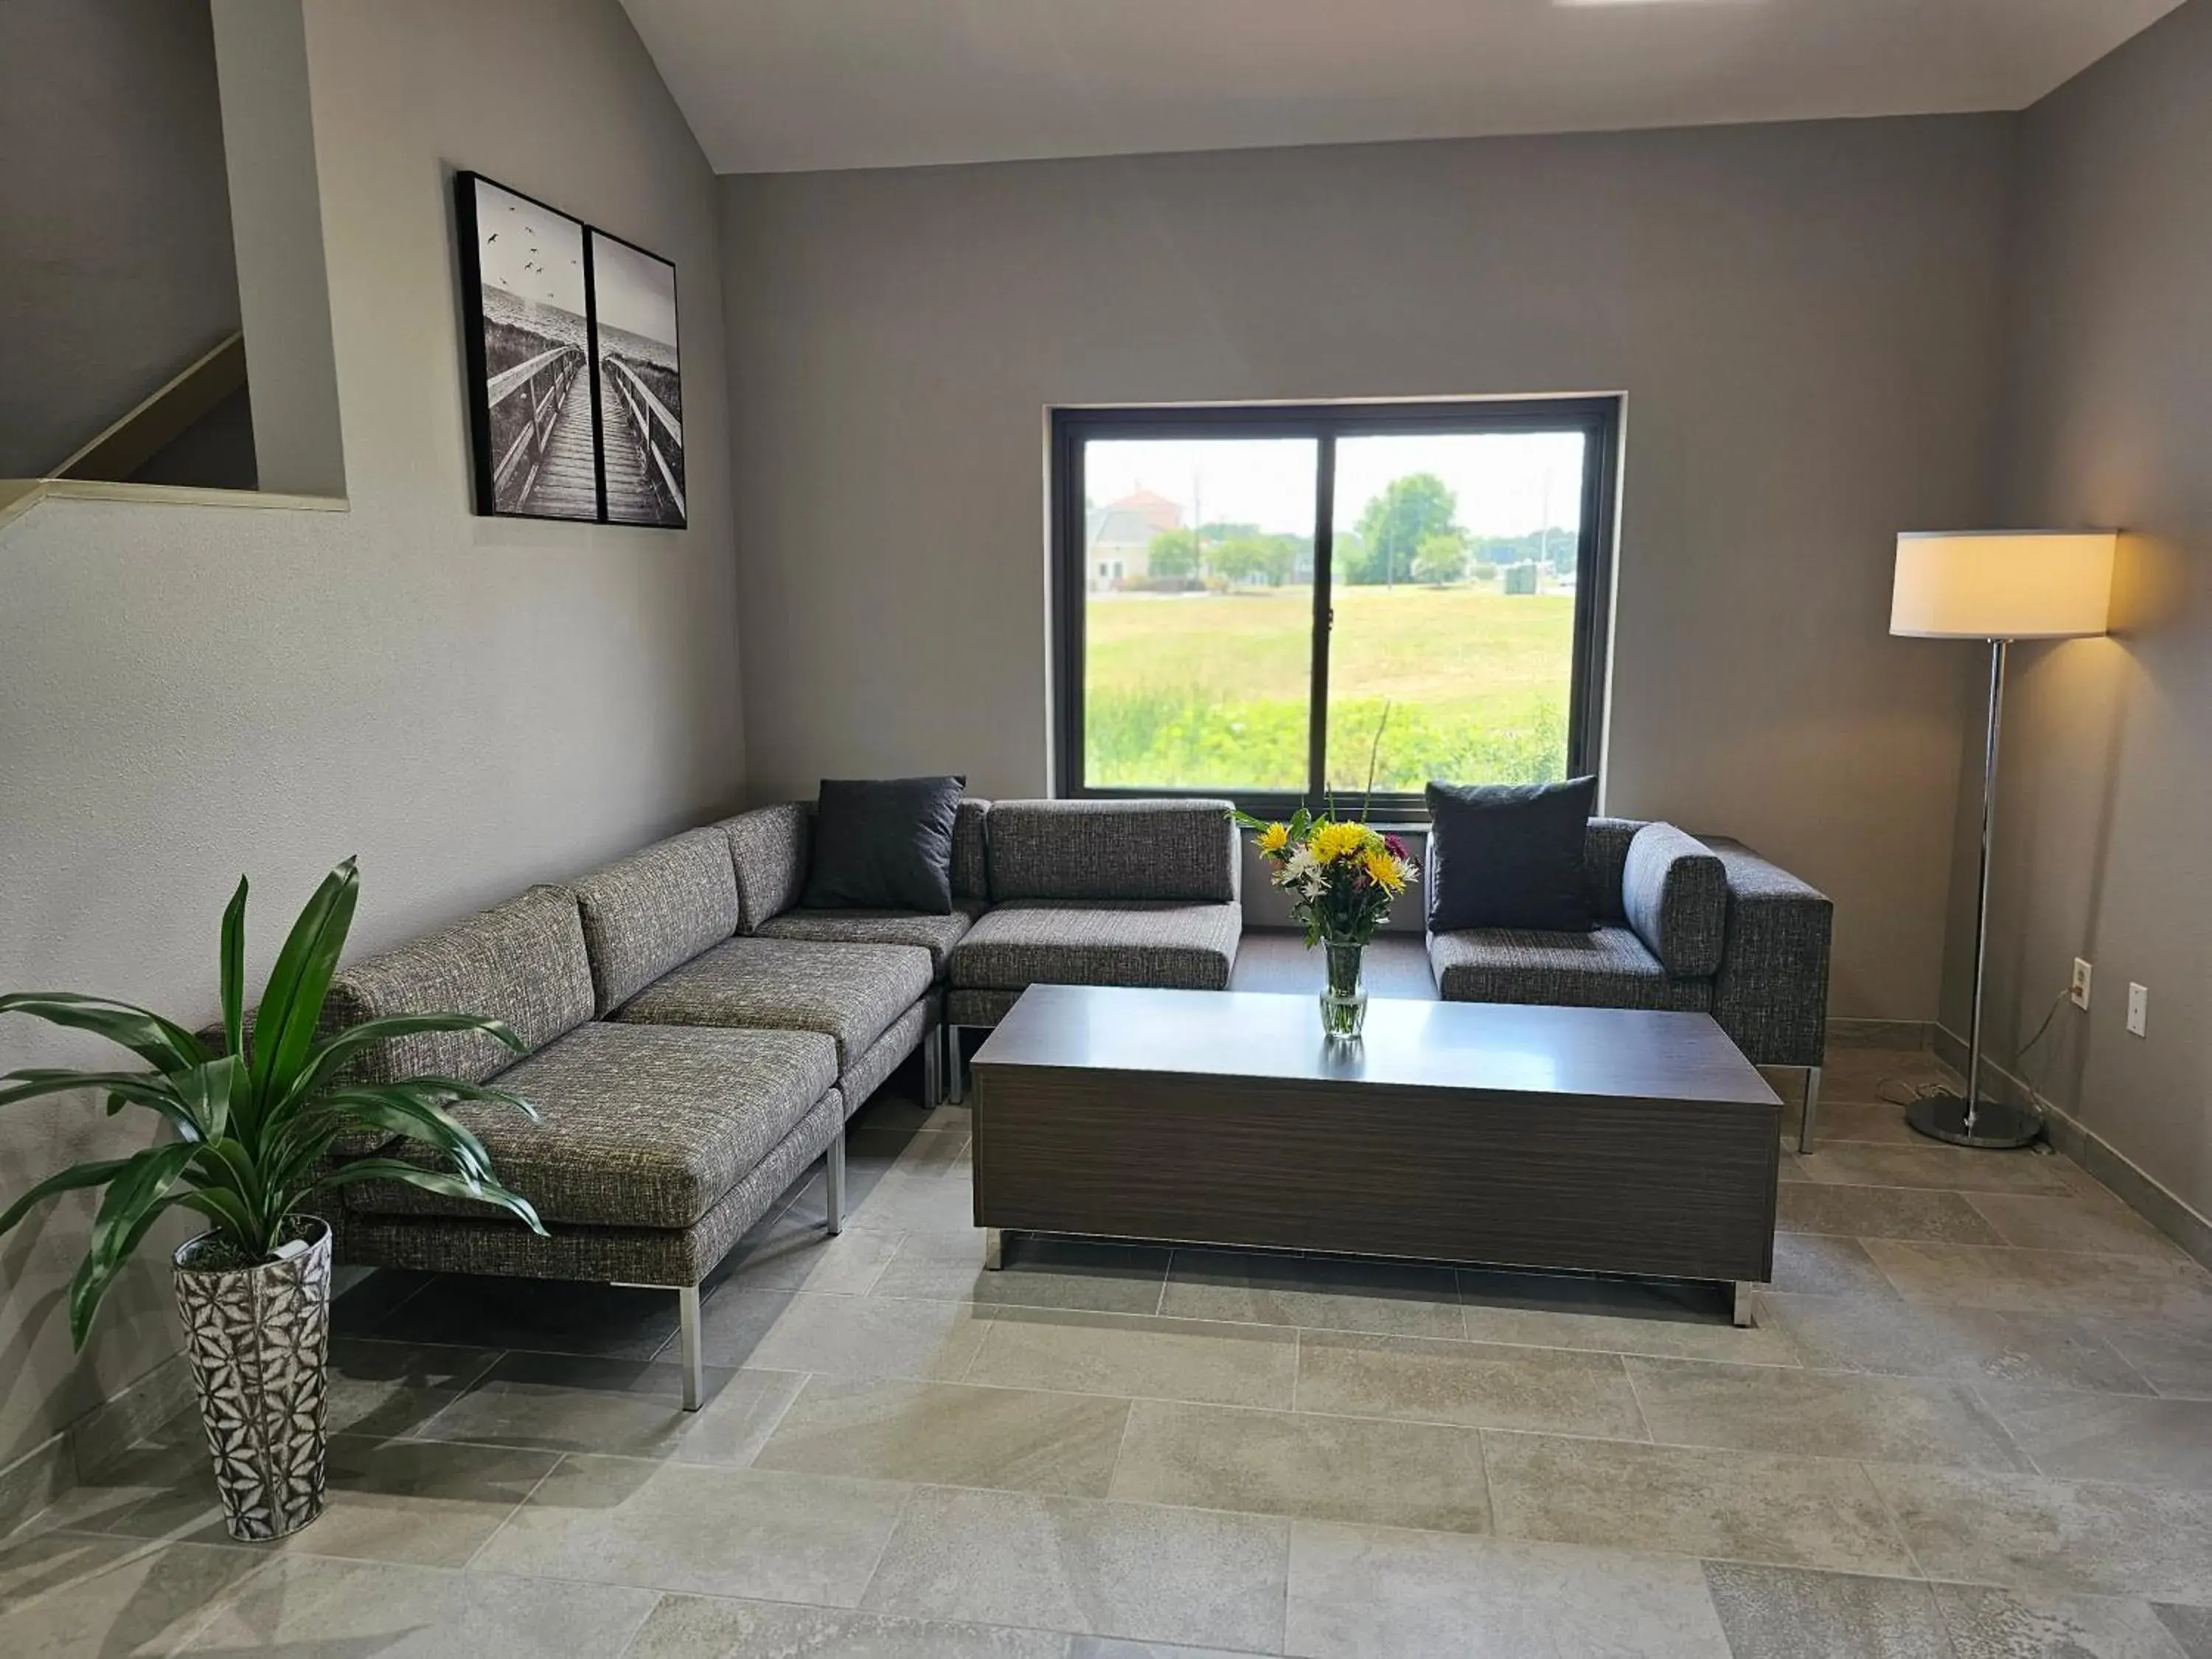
{"left": 8, "top": 1043, "right": 2212, "bottom": 1657}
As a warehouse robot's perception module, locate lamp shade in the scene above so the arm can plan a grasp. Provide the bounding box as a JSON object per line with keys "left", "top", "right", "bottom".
{"left": 1891, "top": 531, "right": 2116, "bottom": 639}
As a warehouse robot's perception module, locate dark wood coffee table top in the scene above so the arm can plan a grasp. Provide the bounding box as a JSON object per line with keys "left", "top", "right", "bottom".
{"left": 974, "top": 984, "right": 1778, "bottom": 1107}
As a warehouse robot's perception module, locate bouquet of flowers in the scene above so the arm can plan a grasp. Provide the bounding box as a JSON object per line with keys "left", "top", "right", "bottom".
{"left": 1232, "top": 808, "right": 1419, "bottom": 947}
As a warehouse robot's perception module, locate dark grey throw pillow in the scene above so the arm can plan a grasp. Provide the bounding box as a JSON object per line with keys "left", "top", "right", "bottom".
{"left": 803, "top": 776, "right": 965, "bottom": 914}
{"left": 1425, "top": 776, "right": 1599, "bottom": 933}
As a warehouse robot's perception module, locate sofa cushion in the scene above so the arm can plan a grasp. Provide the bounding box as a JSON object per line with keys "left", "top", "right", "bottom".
{"left": 802, "top": 776, "right": 965, "bottom": 914}
{"left": 324, "top": 884, "right": 594, "bottom": 1086}
{"left": 574, "top": 828, "right": 744, "bottom": 1014}
{"left": 985, "top": 799, "right": 1238, "bottom": 903}
{"left": 1426, "top": 777, "right": 1598, "bottom": 933}
{"left": 1428, "top": 925, "right": 1711, "bottom": 1012}
{"left": 756, "top": 902, "right": 984, "bottom": 975}
{"left": 952, "top": 798, "right": 991, "bottom": 902}
{"left": 339, "top": 1020, "right": 836, "bottom": 1229}
{"left": 1582, "top": 817, "right": 1645, "bottom": 924}
{"left": 338, "top": 1088, "right": 843, "bottom": 1290}
{"left": 720, "top": 802, "right": 811, "bottom": 932}
{"left": 1622, "top": 823, "right": 1728, "bottom": 978}
{"left": 949, "top": 899, "right": 1241, "bottom": 992}
{"left": 614, "top": 936, "right": 933, "bottom": 1069}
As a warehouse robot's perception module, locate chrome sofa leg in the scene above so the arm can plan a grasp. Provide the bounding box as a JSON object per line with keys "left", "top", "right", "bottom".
{"left": 922, "top": 1022, "right": 943, "bottom": 1107}
{"left": 947, "top": 1025, "right": 966, "bottom": 1105}
{"left": 1798, "top": 1065, "right": 1823, "bottom": 1155}
{"left": 677, "top": 1284, "right": 704, "bottom": 1411}
{"left": 825, "top": 1126, "right": 846, "bottom": 1235}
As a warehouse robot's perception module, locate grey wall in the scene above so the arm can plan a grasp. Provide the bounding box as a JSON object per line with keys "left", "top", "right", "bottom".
{"left": 0, "top": 0, "right": 741, "bottom": 1467}
{"left": 0, "top": 0, "right": 243, "bottom": 477}
{"left": 1955, "top": 0, "right": 2212, "bottom": 1218}
{"left": 720, "top": 117, "right": 2014, "bottom": 1018}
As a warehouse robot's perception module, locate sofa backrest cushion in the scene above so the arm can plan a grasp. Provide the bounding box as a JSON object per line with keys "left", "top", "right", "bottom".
{"left": 721, "top": 803, "right": 811, "bottom": 932}
{"left": 952, "top": 798, "right": 991, "bottom": 902}
{"left": 1582, "top": 817, "right": 1645, "bottom": 924}
{"left": 573, "top": 828, "right": 744, "bottom": 1013}
{"left": 324, "top": 884, "right": 594, "bottom": 1086}
{"left": 986, "top": 799, "right": 1239, "bottom": 903}
{"left": 1621, "top": 823, "right": 1729, "bottom": 978}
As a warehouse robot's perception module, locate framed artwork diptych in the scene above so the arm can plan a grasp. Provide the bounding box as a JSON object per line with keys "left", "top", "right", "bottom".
{"left": 454, "top": 171, "right": 686, "bottom": 529}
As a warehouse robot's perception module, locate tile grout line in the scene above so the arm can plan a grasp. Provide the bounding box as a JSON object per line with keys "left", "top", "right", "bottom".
{"left": 457, "top": 1448, "right": 569, "bottom": 1572}
{"left": 1961, "top": 1379, "right": 2045, "bottom": 1479}
{"left": 1860, "top": 1458, "right": 1936, "bottom": 1583}
{"left": 846, "top": 1481, "right": 922, "bottom": 1616}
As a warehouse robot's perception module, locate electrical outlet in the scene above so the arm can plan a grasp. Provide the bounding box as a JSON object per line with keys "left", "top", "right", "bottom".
{"left": 2071, "top": 958, "right": 2093, "bottom": 1010}
{"left": 2126, "top": 982, "right": 2149, "bottom": 1037}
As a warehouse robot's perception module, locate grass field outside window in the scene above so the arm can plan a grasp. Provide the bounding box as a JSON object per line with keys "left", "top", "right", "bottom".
{"left": 1085, "top": 582, "right": 1573, "bottom": 794}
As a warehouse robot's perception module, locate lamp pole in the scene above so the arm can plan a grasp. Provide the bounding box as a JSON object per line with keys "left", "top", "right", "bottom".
{"left": 1909, "top": 635, "right": 2040, "bottom": 1148}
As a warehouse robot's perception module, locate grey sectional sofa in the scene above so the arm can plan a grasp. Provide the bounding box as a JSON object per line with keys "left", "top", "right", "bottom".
{"left": 321, "top": 795, "right": 1239, "bottom": 1409}
{"left": 1427, "top": 816, "right": 1832, "bottom": 1149}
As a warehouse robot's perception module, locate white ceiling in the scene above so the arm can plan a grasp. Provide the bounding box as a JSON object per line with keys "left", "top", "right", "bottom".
{"left": 621, "top": 0, "right": 2182, "bottom": 175}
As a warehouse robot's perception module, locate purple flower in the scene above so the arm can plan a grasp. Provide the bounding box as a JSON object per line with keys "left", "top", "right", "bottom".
{"left": 1384, "top": 834, "right": 1409, "bottom": 860}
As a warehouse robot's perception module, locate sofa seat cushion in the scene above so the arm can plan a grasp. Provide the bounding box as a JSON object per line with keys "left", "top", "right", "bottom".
{"left": 948, "top": 900, "right": 1240, "bottom": 992}
{"left": 340, "top": 1020, "right": 837, "bottom": 1229}
{"left": 613, "top": 936, "right": 933, "bottom": 1069}
{"left": 755, "top": 903, "right": 984, "bottom": 976}
{"left": 1429, "top": 925, "right": 1711, "bottom": 1012}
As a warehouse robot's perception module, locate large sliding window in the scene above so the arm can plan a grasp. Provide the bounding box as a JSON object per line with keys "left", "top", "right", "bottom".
{"left": 1051, "top": 397, "right": 1620, "bottom": 817}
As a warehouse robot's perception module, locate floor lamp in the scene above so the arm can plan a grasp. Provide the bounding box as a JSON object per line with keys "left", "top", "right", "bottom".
{"left": 1891, "top": 530, "right": 2117, "bottom": 1149}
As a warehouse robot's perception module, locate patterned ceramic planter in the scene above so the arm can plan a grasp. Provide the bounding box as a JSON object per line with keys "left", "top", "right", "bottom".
{"left": 171, "top": 1217, "right": 333, "bottom": 1542}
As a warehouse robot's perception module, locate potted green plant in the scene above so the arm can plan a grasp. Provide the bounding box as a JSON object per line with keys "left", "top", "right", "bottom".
{"left": 0, "top": 859, "right": 546, "bottom": 1542}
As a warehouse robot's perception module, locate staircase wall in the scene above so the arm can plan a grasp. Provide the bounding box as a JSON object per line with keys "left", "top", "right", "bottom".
{"left": 0, "top": 1, "right": 244, "bottom": 478}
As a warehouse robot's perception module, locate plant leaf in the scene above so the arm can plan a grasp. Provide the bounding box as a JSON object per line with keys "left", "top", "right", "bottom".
{"left": 85, "top": 1141, "right": 201, "bottom": 1277}
{"left": 251, "top": 860, "right": 360, "bottom": 1123}
{"left": 319, "top": 1158, "right": 546, "bottom": 1235}
{"left": 1, "top": 1070, "right": 201, "bottom": 1141}
{"left": 0, "top": 995, "right": 204, "bottom": 1072}
{"left": 319, "top": 1095, "right": 495, "bottom": 1180}
{"left": 287, "top": 1013, "right": 524, "bottom": 1109}
{"left": 66, "top": 1186, "right": 198, "bottom": 1349}
{"left": 219, "top": 876, "right": 248, "bottom": 1060}
{"left": 175, "top": 1056, "right": 241, "bottom": 1146}
{"left": 0, "top": 1155, "right": 139, "bottom": 1239}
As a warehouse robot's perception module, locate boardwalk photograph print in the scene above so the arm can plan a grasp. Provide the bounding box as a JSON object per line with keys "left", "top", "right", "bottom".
{"left": 456, "top": 174, "right": 600, "bottom": 522}
{"left": 589, "top": 229, "right": 685, "bottom": 529}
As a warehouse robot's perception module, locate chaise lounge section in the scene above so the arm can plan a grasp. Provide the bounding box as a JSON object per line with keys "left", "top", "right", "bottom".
{"left": 1427, "top": 815, "right": 1832, "bottom": 1146}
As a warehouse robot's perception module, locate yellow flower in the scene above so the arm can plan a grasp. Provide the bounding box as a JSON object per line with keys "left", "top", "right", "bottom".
{"left": 1257, "top": 821, "right": 1290, "bottom": 855}
{"left": 1308, "top": 821, "right": 1374, "bottom": 863}
{"left": 1361, "top": 847, "right": 1407, "bottom": 894}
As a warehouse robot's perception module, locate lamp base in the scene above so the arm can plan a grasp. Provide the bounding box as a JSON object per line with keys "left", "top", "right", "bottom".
{"left": 1905, "top": 1091, "right": 2044, "bottom": 1150}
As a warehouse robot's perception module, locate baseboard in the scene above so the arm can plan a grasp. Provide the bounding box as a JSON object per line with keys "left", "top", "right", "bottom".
{"left": 1935, "top": 1023, "right": 2212, "bottom": 1274}
{"left": 0, "top": 1352, "right": 195, "bottom": 1540}
{"left": 1826, "top": 1017, "right": 1936, "bottom": 1051}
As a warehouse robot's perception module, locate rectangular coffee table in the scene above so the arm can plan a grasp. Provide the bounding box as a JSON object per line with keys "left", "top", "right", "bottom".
{"left": 969, "top": 984, "right": 1781, "bottom": 1321}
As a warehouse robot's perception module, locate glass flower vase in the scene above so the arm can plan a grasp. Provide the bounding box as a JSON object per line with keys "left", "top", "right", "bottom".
{"left": 1318, "top": 939, "right": 1368, "bottom": 1042}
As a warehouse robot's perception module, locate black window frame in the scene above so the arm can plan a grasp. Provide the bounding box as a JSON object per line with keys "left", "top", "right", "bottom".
{"left": 1049, "top": 395, "right": 1621, "bottom": 821}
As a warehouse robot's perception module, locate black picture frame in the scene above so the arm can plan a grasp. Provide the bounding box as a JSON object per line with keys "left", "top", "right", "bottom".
{"left": 454, "top": 171, "right": 602, "bottom": 523}
{"left": 588, "top": 226, "right": 686, "bottom": 529}
{"left": 453, "top": 170, "right": 686, "bottom": 529}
